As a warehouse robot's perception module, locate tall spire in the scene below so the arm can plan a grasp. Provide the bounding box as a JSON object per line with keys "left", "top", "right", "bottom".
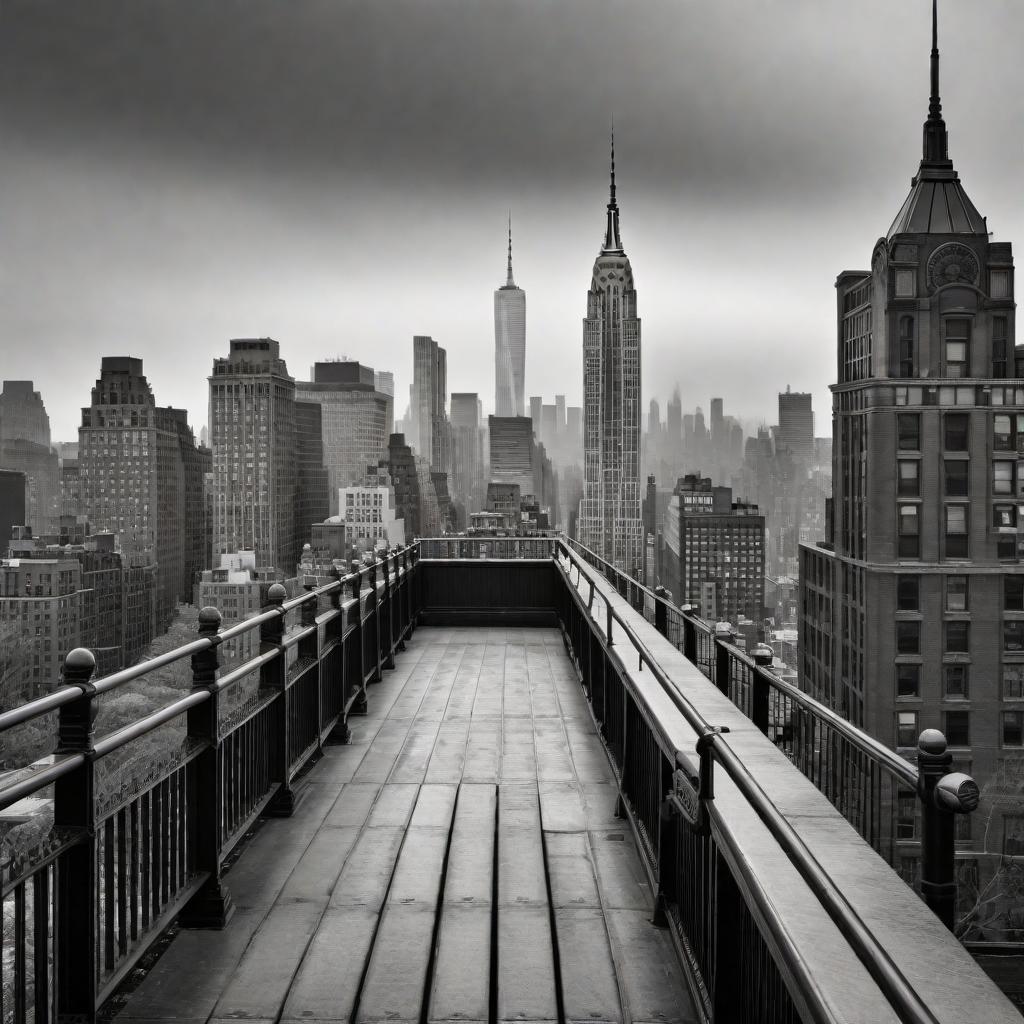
{"left": 506, "top": 211, "right": 515, "bottom": 287}
{"left": 602, "top": 125, "right": 623, "bottom": 254}
{"left": 922, "top": 0, "right": 950, "bottom": 167}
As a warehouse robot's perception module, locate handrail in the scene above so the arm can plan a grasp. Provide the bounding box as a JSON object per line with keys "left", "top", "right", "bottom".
{"left": 564, "top": 535, "right": 922, "bottom": 790}
{"left": 555, "top": 540, "right": 941, "bottom": 1024}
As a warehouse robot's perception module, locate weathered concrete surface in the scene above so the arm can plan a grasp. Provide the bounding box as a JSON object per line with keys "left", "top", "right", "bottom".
{"left": 114, "top": 628, "right": 694, "bottom": 1024}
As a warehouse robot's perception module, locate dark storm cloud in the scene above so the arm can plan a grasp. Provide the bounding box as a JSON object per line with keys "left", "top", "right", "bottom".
{"left": 2, "top": 1, "right": 1023, "bottom": 440}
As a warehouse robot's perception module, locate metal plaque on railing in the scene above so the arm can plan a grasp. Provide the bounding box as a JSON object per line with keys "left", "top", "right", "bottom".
{"left": 670, "top": 767, "right": 702, "bottom": 829}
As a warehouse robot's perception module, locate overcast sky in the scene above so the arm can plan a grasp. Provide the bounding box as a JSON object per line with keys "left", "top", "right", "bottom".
{"left": 2, "top": 0, "right": 1023, "bottom": 443}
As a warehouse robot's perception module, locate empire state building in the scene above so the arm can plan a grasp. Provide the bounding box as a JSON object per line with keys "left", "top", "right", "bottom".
{"left": 578, "top": 137, "right": 643, "bottom": 575}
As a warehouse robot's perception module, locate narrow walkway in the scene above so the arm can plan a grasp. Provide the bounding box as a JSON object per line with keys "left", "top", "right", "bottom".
{"left": 115, "top": 627, "right": 695, "bottom": 1024}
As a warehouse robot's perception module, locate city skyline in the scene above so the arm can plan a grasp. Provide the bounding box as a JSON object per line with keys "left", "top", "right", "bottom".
{"left": 4, "top": 2, "right": 1024, "bottom": 440}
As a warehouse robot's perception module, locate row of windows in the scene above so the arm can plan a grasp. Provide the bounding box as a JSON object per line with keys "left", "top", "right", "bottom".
{"left": 896, "top": 709, "right": 1024, "bottom": 749}
{"left": 895, "top": 662, "right": 1024, "bottom": 701}
{"left": 897, "top": 574, "right": 1024, "bottom": 612}
{"left": 893, "top": 316, "right": 1010, "bottom": 379}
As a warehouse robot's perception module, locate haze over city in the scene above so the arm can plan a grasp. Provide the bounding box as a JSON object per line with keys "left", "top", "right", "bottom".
{"left": 4, "top": 0, "right": 1024, "bottom": 440}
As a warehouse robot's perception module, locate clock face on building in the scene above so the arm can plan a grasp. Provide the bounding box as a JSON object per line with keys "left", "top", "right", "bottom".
{"left": 927, "top": 243, "right": 979, "bottom": 292}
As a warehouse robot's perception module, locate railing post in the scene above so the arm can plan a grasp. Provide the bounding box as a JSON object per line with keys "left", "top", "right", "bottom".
{"left": 348, "top": 563, "right": 369, "bottom": 716}
{"left": 328, "top": 564, "right": 352, "bottom": 743}
{"left": 54, "top": 647, "right": 99, "bottom": 1024}
{"left": 261, "top": 582, "right": 296, "bottom": 817}
{"left": 917, "top": 729, "right": 962, "bottom": 930}
{"left": 299, "top": 576, "right": 322, "bottom": 746}
{"left": 366, "top": 560, "right": 382, "bottom": 683}
{"left": 180, "top": 607, "right": 234, "bottom": 927}
{"left": 409, "top": 543, "right": 421, "bottom": 626}
{"left": 750, "top": 644, "right": 774, "bottom": 736}
{"left": 713, "top": 622, "right": 733, "bottom": 697}
{"left": 654, "top": 586, "right": 668, "bottom": 638}
{"left": 681, "top": 605, "right": 697, "bottom": 663}
{"left": 381, "top": 552, "right": 395, "bottom": 670}
{"left": 395, "top": 545, "right": 408, "bottom": 650}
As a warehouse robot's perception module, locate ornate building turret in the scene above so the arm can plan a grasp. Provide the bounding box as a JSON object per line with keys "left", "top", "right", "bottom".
{"left": 801, "top": 1, "right": 1020, "bottom": 907}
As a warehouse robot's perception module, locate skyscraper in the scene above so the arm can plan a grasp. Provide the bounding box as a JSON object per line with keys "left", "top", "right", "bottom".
{"left": 578, "top": 135, "right": 643, "bottom": 573}
{"left": 799, "top": 3, "right": 1019, "bottom": 899}
{"left": 776, "top": 388, "right": 815, "bottom": 459}
{"left": 494, "top": 217, "right": 526, "bottom": 417}
{"left": 0, "top": 381, "right": 59, "bottom": 537}
{"left": 412, "top": 336, "right": 451, "bottom": 475}
{"left": 79, "top": 358, "right": 194, "bottom": 634}
{"left": 296, "top": 362, "right": 391, "bottom": 514}
{"left": 210, "top": 339, "right": 296, "bottom": 572}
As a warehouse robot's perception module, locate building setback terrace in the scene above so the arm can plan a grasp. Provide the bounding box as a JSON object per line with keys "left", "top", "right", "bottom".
{"left": 0, "top": 541, "right": 1019, "bottom": 1024}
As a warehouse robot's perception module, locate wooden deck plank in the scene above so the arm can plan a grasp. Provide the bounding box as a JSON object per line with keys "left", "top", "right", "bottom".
{"left": 281, "top": 907, "right": 378, "bottom": 1022}
{"left": 444, "top": 784, "right": 496, "bottom": 906}
{"left": 356, "top": 905, "right": 437, "bottom": 1023}
{"left": 590, "top": 830, "right": 654, "bottom": 911}
{"left": 545, "top": 831, "right": 601, "bottom": 909}
{"left": 555, "top": 908, "right": 623, "bottom": 1023}
{"left": 389, "top": 719, "right": 442, "bottom": 783}
{"left": 605, "top": 910, "right": 697, "bottom": 1024}
{"left": 329, "top": 827, "right": 405, "bottom": 908}
{"left": 428, "top": 905, "right": 492, "bottom": 1023}
{"left": 496, "top": 906, "right": 558, "bottom": 1022}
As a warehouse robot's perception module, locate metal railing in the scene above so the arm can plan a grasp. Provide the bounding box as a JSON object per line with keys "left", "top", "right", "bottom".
{"left": 562, "top": 537, "right": 977, "bottom": 920}
{"left": 0, "top": 545, "right": 419, "bottom": 1024}
{"left": 418, "top": 536, "right": 558, "bottom": 560}
{"left": 552, "top": 539, "right": 982, "bottom": 1024}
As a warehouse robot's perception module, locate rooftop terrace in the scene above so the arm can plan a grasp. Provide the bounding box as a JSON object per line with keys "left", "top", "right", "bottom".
{"left": 1, "top": 539, "right": 1019, "bottom": 1024}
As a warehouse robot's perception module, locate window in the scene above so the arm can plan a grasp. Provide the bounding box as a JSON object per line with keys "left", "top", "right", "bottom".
{"left": 1005, "top": 664, "right": 1024, "bottom": 699}
{"left": 1004, "top": 814, "right": 1024, "bottom": 857}
{"left": 994, "top": 461, "right": 1015, "bottom": 495}
{"left": 946, "top": 576, "right": 968, "bottom": 611}
{"left": 944, "top": 664, "right": 968, "bottom": 699}
{"left": 991, "top": 272, "right": 1010, "bottom": 300}
{"left": 895, "top": 272, "right": 916, "bottom": 299}
{"left": 896, "top": 790, "right": 917, "bottom": 840}
{"left": 945, "top": 319, "right": 971, "bottom": 377}
{"left": 896, "top": 663, "right": 920, "bottom": 698}
{"left": 945, "top": 460, "right": 969, "bottom": 496}
{"left": 898, "top": 315, "right": 915, "bottom": 376}
{"left": 897, "top": 460, "right": 919, "bottom": 496}
{"left": 945, "top": 505, "right": 968, "bottom": 558}
{"left": 945, "top": 620, "right": 970, "bottom": 653}
{"left": 1006, "top": 577, "right": 1024, "bottom": 611}
{"left": 899, "top": 505, "right": 920, "bottom": 558}
{"left": 994, "top": 414, "right": 1014, "bottom": 452}
{"left": 999, "top": 538, "right": 1019, "bottom": 561}
{"left": 897, "top": 711, "right": 918, "bottom": 747}
{"left": 994, "top": 504, "right": 1017, "bottom": 530}
{"left": 898, "top": 414, "right": 920, "bottom": 451}
{"left": 1005, "top": 621, "right": 1024, "bottom": 652}
{"left": 1003, "top": 711, "right": 1024, "bottom": 748}
{"left": 993, "top": 316, "right": 1009, "bottom": 378}
{"left": 897, "top": 575, "right": 920, "bottom": 610}
{"left": 944, "top": 414, "right": 969, "bottom": 451}
{"left": 897, "top": 621, "right": 921, "bottom": 654}
{"left": 945, "top": 710, "right": 970, "bottom": 747}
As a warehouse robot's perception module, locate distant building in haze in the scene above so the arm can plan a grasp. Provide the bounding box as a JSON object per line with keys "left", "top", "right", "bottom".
{"left": 296, "top": 361, "right": 389, "bottom": 516}
{"left": 495, "top": 218, "right": 526, "bottom": 417}
{"left": 776, "top": 388, "right": 815, "bottom": 459}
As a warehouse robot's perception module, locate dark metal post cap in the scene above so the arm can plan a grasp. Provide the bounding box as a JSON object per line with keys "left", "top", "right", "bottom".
{"left": 267, "top": 583, "right": 288, "bottom": 603}
{"left": 198, "top": 606, "right": 223, "bottom": 628}
{"left": 918, "top": 728, "right": 947, "bottom": 755}
{"left": 63, "top": 647, "right": 97, "bottom": 675}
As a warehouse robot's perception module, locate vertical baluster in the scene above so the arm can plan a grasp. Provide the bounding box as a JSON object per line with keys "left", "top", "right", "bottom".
{"left": 381, "top": 553, "right": 395, "bottom": 670}
{"left": 367, "top": 561, "right": 382, "bottom": 683}
{"left": 179, "top": 607, "right": 233, "bottom": 926}
{"left": 33, "top": 869, "right": 49, "bottom": 1024}
{"left": 260, "top": 584, "right": 295, "bottom": 816}
{"left": 103, "top": 818, "right": 115, "bottom": 974}
{"left": 15, "top": 884, "right": 26, "bottom": 1024}
{"left": 53, "top": 648, "right": 98, "bottom": 1024}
